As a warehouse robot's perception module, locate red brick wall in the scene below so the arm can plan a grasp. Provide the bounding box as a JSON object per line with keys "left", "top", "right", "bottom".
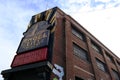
{"left": 50, "top": 8, "right": 120, "bottom": 80}
{"left": 50, "top": 11, "right": 66, "bottom": 80}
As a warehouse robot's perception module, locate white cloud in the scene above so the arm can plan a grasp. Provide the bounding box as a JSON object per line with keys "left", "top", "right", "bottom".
{"left": 70, "top": 6, "right": 120, "bottom": 57}
{"left": 67, "top": 0, "right": 89, "bottom": 4}
{"left": 60, "top": 0, "right": 120, "bottom": 14}
{"left": 94, "top": 4, "right": 105, "bottom": 10}
{"left": 95, "top": 0, "right": 111, "bottom": 3}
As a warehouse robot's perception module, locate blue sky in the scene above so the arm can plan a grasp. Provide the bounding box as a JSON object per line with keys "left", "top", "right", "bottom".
{"left": 0, "top": 0, "right": 120, "bottom": 79}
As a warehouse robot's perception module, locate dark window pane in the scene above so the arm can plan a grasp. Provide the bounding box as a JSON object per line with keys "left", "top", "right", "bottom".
{"left": 112, "top": 69, "right": 120, "bottom": 80}
{"left": 75, "top": 76, "right": 84, "bottom": 80}
{"left": 96, "top": 59, "right": 107, "bottom": 72}
{"left": 117, "top": 61, "right": 120, "bottom": 67}
{"left": 105, "top": 52, "right": 114, "bottom": 63}
{"left": 72, "top": 28, "right": 85, "bottom": 41}
{"left": 91, "top": 41, "right": 102, "bottom": 54}
{"left": 73, "top": 43, "right": 88, "bottom": 61}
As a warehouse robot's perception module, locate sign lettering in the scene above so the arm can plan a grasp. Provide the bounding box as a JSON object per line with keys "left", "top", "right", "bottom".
{"left": 17, "top": 30, "right": 50, "bottom": 53}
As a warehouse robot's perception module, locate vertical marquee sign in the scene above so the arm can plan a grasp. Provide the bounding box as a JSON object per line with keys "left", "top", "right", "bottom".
{"left": 17, "top": 6, "right": 57, "bottom": 54}
{"left": 11, "top": 7, "right": 57, "bottom": 68}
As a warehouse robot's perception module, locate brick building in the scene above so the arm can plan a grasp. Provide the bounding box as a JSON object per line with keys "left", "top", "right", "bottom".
{"left": 1, "top": 7, "right": 120, "bottom": 80}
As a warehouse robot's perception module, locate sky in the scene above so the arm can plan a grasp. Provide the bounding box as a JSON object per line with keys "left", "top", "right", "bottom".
{"left": 0, "top": 0, "right": 120, "bottom": 79}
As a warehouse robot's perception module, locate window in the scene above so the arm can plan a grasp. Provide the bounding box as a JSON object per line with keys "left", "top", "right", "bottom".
{"left": 105, "top": 52, "right": 114, "bottom": 63}
{"left": 73, "top": 43, "right": 88, "bottom": 61}
{"left": 112, "top": 69, "right": 120, "bottom": 80}
{"left": 72, "top": 28, "right": 85, "bottom": 41}
{"left": 91, "top": 41, "right": 102, "bottom": 54}
{"left": 117, "top": 61, "right": 120, "bottom": 67}
{"left": 96, "top": 59, "right": 107, "bottom": 72}
{"left": 75, "top": 76, "right": 84, "bottom": 80}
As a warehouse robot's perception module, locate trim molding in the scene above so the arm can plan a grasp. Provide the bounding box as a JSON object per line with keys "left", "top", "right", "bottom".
{"left": 74, "top": 65, "right": 94, "bottom": 76}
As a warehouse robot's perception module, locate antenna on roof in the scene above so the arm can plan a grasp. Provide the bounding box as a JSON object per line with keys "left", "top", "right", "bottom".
{"left": 45, "top": 0, "right": 48, "bottom": 10}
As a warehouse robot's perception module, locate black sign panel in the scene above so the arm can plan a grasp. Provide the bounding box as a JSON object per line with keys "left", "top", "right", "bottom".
{"left": 17, "top": 30, "right": 50, "bottom": 53}
{"left": 17, "top": 21, "right": 50, "bottom": 54}
{"left": 25, "top": 21, "right": 50, "bottom": 36}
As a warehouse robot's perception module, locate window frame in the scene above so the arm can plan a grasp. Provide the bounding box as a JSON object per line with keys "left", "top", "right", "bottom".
{"left": 91, "top": 41, "right": 102, "bottom": 54}
{"left": 112, "top": 69, "right": 120, "bottom": 80}
{"left": 96, "top": 59, "right": 107, "bottom": 72}
{"left": 73, "top": 43, "right": 89, "bottom": 61}
{"left": 105, "top": 52, "right": 114, "bottom": 63}
{"left": 72, "top": 27, "right": 86, "bottom": 41}
{"left": 117, "top": 60, "right": 120, "bottom": 67}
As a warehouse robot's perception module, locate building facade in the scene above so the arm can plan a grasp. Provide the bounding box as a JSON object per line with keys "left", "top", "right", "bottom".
{"left": 1, "top": 7, "right": 120, "bottom": 80}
